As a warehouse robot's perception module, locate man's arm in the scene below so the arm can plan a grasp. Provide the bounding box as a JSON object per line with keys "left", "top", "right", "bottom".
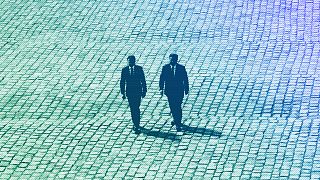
{"left": 120, "top": 68, "right": 126, "bottom": 98}
{"left": 159, "top": 66, "right": 165, "bottom": 95}
{"left": 183, "top": 66, "right": 189, "bottom": 95}
{"left": 141, "top": 67, "right": 147, "bottom": 98}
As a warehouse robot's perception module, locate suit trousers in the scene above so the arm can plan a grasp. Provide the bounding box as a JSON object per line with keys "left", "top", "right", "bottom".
{"left": 127, "top": 96, "right": 141, "bottom": 127}
{"left": 167, "top": 95, "right": 183, "bottom": 126}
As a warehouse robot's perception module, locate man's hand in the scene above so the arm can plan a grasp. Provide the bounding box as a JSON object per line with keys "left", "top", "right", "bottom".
{"left": 122, "top": 95, "right": 126, "bottom": 99}
{"left": 160, "top": 90, "right": 163, "bottom": 96}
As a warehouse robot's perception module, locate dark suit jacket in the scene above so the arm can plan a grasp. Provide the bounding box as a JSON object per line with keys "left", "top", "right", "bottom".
{"left": 159, "top": 64, "right": 189, "bottom": 98}
{"left": 120, "top": 65, "right": 147, "bottom": 98}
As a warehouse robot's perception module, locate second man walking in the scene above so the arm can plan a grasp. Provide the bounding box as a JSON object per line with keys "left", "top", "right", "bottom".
{"left": 159, "top": 53, "right": 189, "bottom": 132}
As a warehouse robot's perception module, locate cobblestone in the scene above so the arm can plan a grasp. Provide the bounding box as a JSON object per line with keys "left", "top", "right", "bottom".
{"left": 1, "top": 0, "right": 320, "bottom": 179}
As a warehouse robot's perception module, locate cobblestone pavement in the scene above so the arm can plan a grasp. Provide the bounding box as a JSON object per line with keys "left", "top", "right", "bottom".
{"left": 0, "top": 0, "right": 320, "bottom": 179}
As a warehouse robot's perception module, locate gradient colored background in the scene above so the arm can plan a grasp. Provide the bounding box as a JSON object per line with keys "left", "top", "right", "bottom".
{"left": 0, "top": 0, "right": 319, "bottom": 179}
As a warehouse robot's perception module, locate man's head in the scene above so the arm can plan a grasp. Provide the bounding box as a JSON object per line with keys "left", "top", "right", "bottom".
{"left": 169, "top": 53, "right": 178, "bottom": 66}
{"left": 127, "top": 55, "right": 136, "bottom": 67}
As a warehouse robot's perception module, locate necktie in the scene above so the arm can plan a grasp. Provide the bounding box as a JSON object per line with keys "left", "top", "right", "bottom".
{"left": 171, "top": 66, "right": 174, "bottom": 76}
{"left": 130, "top": 67, "right": 133, "bottom": 76}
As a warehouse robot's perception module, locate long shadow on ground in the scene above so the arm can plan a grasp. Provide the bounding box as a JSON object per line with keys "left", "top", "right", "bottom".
{"left": 181, "top": 125, "right": 222, "bottom": 137}
{"left": 139, "top": 124, "right": 222, "bottom": 140}
{"left": 139, "top": 127, "right": 180, "bottom": 141}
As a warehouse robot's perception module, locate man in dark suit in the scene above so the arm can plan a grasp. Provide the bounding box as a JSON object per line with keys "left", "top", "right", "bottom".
{"left": 159, "top": 53, "right": 189, "bottom": 132}
{"left": 120, "top": 55, "right": 147, "bottom": 133}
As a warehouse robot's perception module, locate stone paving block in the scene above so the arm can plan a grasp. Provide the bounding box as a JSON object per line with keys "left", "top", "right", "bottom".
{"left": 0, "top": 0, "right": 319, "bottom": 179}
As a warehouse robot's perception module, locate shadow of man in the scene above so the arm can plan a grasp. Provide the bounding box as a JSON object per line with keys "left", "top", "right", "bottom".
{"left": 181, "top": 125, "right": 222, "bottom": 137}
{"left": 139, "top": 127, "right": 180, "bottom": 141}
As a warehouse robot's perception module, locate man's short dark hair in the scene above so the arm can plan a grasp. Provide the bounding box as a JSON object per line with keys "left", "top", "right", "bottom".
{"left": 169, "top": 53, "right": 178, "bottom": 60}
{"left": 127, "top": 55, "right": 136, "bottom": 62}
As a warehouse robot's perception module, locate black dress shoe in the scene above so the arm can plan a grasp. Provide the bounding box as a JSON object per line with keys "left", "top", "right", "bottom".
{"left": 134, "top": 129, "right": 140, "bottom": 134}
{"left": 133, "top": 126, "right": 141, "bottom": 134}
